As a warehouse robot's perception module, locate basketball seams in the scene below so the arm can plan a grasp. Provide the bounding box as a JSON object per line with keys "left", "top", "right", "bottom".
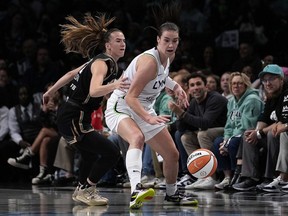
{"left": 188, "top": 155, "right": 212, "bottom": 174}
{"left": 187, "top": 149, "right": 218, "bottom": 179}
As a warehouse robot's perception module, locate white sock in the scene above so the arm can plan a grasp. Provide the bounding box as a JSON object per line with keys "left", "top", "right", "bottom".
{"left": 27, "top": 147, "right": 34, "bottom": 156}
{"left": 166, "top": 183, "right": 177, "bottom": 196}
{"left": 126, "top": 148, "right": 142, "bottom": 193}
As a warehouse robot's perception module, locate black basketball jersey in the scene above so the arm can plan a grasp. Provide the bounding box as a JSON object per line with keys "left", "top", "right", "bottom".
{"left": 67, "top": 53, "right": 120, "bottom": 112}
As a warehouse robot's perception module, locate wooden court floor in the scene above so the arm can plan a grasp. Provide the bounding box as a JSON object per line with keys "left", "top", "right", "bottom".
{"left": 0, "top": 184, "right": 288, "bottom": 215}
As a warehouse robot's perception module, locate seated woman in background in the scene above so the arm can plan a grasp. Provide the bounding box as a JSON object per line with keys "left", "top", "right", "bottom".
{"left": 212, "top": 72, "right": 263, "bottom": 190}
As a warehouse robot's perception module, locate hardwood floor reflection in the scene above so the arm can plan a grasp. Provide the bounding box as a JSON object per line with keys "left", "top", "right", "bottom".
{"left": 1, "top": 184, "right": 288, "bottom": 215}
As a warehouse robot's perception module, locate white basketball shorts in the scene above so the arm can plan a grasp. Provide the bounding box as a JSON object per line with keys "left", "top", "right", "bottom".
{"left": 105, "top": 94, "right": 166, "bottom": 142}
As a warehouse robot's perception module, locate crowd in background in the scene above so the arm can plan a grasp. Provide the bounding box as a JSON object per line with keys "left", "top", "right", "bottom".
{"left": 0, "top": 0, "right": 288, "bottom": 191}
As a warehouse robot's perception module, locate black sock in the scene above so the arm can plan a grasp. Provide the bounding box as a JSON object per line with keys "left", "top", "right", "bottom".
{"left": 235, "top": 165, "right": 242, "bottom": 174}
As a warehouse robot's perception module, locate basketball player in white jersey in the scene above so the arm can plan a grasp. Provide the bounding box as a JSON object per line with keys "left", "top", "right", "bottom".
{"left": 105, "top": 20, "right": 198, "bottom": 209}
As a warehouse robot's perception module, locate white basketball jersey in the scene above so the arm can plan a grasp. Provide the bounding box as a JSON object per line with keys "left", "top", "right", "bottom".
{"left": 113, "top": 48, "right": 170, "bottom": 109}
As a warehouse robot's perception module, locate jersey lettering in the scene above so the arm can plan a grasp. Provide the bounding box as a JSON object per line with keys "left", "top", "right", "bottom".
{"left": 70, "top": 83, "right": 76, "bottom": 91}
{"left": 152, "top": 79, "right": 166, "bottom": 89}
{"left": 74, "top": 73, "right": 80, "bottom": 81}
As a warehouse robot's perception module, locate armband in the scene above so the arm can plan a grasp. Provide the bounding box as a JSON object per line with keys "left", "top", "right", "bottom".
{"left": 166, "top": 77, "right": 177, "bottom": 90}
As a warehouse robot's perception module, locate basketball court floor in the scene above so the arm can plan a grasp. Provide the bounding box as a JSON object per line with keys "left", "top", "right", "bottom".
{"left": 1, "top": 183, "right": 288, "bottom": 216}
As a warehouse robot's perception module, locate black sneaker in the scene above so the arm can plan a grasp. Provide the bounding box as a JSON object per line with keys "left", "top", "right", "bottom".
{"left": 7, "top": 148, "right": 31, "bottom": 169}
{"left": 130, "top": 183, "right": 155, "bottom": 209}
{"left": 164, "top": 190, "right": 198, "bottom": 206}
{"left": 32, "top": 166, "right": 53, "bottom": 185}
{"left": 232, "top": 178, "right": 259, "bottom": 191}
{"left": 177, "top": 174, "right": 196, "bottom": 189}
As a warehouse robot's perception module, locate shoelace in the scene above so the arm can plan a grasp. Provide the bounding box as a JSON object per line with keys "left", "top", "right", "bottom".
{"left": 85, "top": 187, "right": 105, "bottom": 199}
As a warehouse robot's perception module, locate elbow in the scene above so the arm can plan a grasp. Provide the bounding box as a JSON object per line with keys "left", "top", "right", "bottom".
{"left": 125, "top": 95, "right": 132, "bottom": 107}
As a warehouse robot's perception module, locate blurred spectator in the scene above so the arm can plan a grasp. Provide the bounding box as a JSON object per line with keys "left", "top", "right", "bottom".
{"left": 262, "top": 55, "right": 274, "bottom": 67}
{"left": 231, "top": 42, "right": 263, "bottom": 82}
{"left": 21, "top": 46, "right": 64, "bottom": 103}
{"left": 0, "top": 101, "right": 9, "bottom": 142}
{"left": 206, "top": 73, "right": 220, "bottom": 92}
{"left": 241, "top": 65, "right": 254, "bottom": 81}
{"left": 53, "top": 136, "right": 77, "bottom": 186}
{"left": 0, "top": 97, "right": 10, "bottom": 182}
{"left": 262, "top": 123, "right": 288, "bottom": 193}
{"left": 179, "top": 0, "right": 210, "bottom": 35}
{"left": 7, "top": 84, "right": 42, "bottom": 152}
{"left": 251, "top": 55, "right": 275, "bottom": 100}
{"left": 9, "top": 38, "right": 37, "bottom": 84}
{"left": 3, "top": 10, "right": 33, "bottom": 60}
{"left": 0, "top": 57, "right": 7, "bottom": 69}
{"left": 197, "top": 45, "right": 219, "bottom": 75}
{"left": 0, "top": 68, "right": 18, "bottom": 108}
{"left": 4, "top": 85, "right": 42, "bottom": 181}
{"left": 220, "top": 72, "right": 232, "bottom": 100}
{"left": 7, "top": 82, "right": 62, "bottom": 185}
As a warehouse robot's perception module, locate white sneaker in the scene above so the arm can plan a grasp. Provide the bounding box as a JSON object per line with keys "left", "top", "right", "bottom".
{"left": 282, "top": 183, "right": 288, "bottom": 193}
{"left": 194, "top": 177, "right": 219, "bottom": 190}
{"left": 143, "top": 177, "right": 164, "bottom": 188}
{"left": 215, "top": 177, "right": 230, "bottom": 190}
{"left": 185, "top": 178, "right": 205, "bottom": 190}
{"left": 123, "top": 181, "right": 131, "bottom": 188}
{"left": 154, "top": 179, "right": 166, "bottom": 189}
{"left": 141, "top": 175, "right": 150, "bottom": 184}
{"left": 72, "top": 185, "right": 81, "bottom": 202}
{"left": 76, "top": 185, "right": 108, "bottom": 205}
{"left": 263, "top": 176, "right": 288, "bottom": 192}
{"left": 177, "top": 174, "right": 195, "bottom": 189}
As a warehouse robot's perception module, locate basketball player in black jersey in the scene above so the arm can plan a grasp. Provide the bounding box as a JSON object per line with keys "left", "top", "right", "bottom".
{"left": 42, "top": 13, "right": 129, "bottom": 206}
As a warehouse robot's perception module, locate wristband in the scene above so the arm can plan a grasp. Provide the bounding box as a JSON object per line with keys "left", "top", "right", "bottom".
{"left": 259, "top": 129, "right": 265, "bottom": 137}
{"left": 165, "top": 77, "right": 177, "bottom": 90}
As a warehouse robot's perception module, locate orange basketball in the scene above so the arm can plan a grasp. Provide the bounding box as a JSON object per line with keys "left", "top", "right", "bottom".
{"left": 187, "top": 148, "right": 217, "bottom": 179}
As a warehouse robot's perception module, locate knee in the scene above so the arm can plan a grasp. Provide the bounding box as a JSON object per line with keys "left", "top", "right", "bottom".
{"left": 212, "top": 138, "right": 222, "bottom": 152}
{"left": 40, "top": 127, "right": 49, "bottom": 134}
{"left": 197, "top": 131, "right": 206, "bottom": 140}
{"left": 181, "top": 133, "right": 189, "bottom": 145}
{"left": 129, "top": 132, "right": 145, "bottom": 148}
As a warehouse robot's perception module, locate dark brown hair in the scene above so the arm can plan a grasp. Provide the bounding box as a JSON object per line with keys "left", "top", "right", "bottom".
{"left": 146, "top": 0, "right": 181, "bottom": 37}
